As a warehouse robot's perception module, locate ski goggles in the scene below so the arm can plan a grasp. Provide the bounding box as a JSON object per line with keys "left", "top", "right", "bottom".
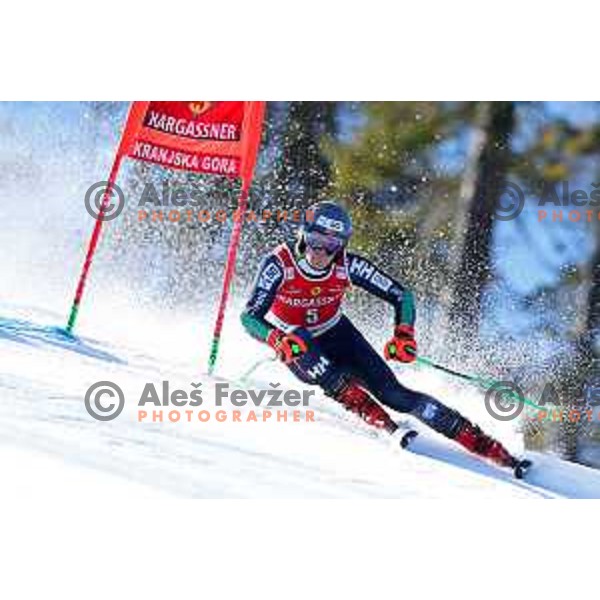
{"left": 305, "top": 230, "right": 345, "bottom": 254}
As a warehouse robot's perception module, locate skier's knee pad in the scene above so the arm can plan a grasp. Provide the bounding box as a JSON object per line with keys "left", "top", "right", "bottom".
{"left": 411, "top": 395, "right": 464, "bottom": 438}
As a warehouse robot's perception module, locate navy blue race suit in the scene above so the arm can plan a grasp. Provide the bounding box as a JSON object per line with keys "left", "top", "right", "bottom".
{"left": 240, "top": 241, "right": 467, "bottom": 439}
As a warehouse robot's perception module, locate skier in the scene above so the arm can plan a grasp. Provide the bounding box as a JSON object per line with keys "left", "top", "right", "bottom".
{"left": 241, "top": 201, "right": 527, "bottom": 475}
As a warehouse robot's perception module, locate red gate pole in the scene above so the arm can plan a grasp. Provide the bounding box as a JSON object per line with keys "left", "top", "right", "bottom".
{"left": 207, "top": 178, "right": 251, "bottom": 374}
{"left": 65, "top": 101, "right": 147, "bottom": 335}
{"left": 65, "top": 154, "right": 124, "bottom": 334}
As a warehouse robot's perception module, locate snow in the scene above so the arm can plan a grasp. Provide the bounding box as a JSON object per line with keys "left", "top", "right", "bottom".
{"left": 0, "top": 442, "right": 171, "bottom": 499}
{"left": 2, "top": 301, "right": 600, "bottom": 498}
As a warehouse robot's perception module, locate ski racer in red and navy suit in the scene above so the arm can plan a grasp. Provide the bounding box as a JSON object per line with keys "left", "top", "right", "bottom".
{"left": 241, "top": 201, "right": 519, "bottom": 469}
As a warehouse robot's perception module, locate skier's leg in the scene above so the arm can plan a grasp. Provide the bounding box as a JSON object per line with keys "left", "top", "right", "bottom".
{"left": 284, "top": 327, "right": 345, "bottom": 392}
{"left": 334, "top": 318, "right": 517, "bottom": 467}
{"left": 285, "top": 326, "right": 398, "bottom": 433}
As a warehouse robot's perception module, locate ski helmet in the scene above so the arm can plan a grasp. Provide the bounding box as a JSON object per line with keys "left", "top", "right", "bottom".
{"left": 300, "top": 201, "right": 353, "bottom": 254}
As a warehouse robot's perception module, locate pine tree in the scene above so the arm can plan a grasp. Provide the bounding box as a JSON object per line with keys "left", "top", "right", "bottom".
{"left": 442, "top": 101, "right": 515, "bottom": 344}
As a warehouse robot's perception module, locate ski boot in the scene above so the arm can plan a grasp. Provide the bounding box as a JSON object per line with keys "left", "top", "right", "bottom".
{"left": 335, "top": 381, "right": 396, "bottom": 432}
{"left": 334, "top": 381, "right": 418, "bottom": 447}
{"left": 454, "top": 419, "right": 531, "bottom": 478}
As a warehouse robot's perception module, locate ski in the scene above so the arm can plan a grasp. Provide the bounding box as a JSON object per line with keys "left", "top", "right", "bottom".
{"left": 513, "top": 459, "right": 533, "bottom": 480}
{"left": 390, "top": 423, "right": 419, "bottom": 449}
{"left": 399, "top": 428, "right": 419, "bottom": 449}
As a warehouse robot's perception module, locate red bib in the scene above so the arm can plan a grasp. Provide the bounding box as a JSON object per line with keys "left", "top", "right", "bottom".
{"left": 267, "top": 244, "right": 351, "bottom": 335}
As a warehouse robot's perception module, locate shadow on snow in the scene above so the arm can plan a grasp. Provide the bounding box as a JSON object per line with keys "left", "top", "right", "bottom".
{"left": 0, "top": 316, "right": 126, "bottom": 365}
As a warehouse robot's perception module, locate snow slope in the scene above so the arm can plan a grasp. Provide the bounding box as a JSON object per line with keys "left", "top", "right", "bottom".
{"left": 2, "top": 301, "right": 600, "bottom": 499}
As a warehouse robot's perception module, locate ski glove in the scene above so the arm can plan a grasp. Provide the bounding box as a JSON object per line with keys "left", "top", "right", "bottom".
{"left": 267, "top": 329, "right": 308, "bottom": 364}
{"left": 384, "top": 324, "right": 417, "bottom": 363}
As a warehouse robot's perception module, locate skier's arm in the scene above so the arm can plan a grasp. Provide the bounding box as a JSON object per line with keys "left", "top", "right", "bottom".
{"left": 240, "top": 255, "right": 284, "bottom": 342}
{"left": 240, "top": 255, "right": 309, "bottom": 362}
{"left": 346, "top": 252, "right": 415, "bottom": 327}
